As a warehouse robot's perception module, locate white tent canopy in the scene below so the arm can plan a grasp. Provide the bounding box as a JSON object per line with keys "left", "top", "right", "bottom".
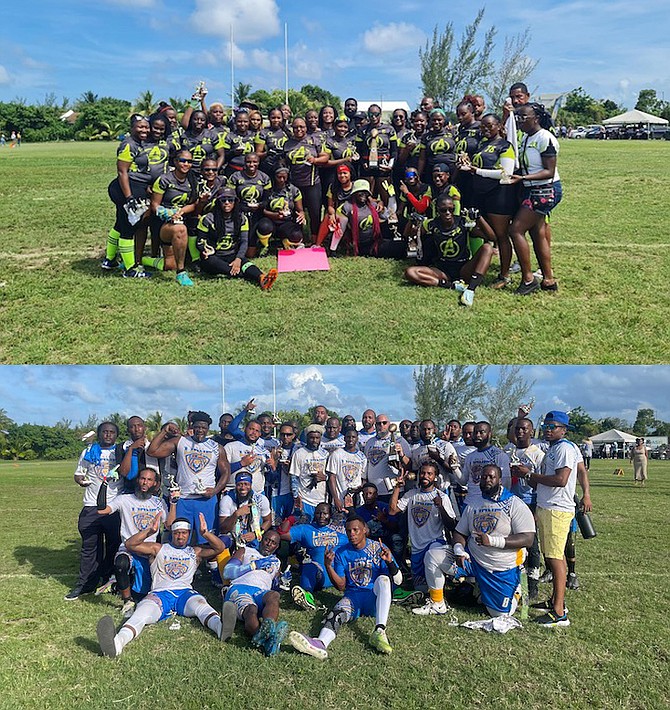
{"left": 590, "top": 429, "right": 637, "bottom": 444}
{"left": 602, "top": 109, "right": 668, "bottom": 126}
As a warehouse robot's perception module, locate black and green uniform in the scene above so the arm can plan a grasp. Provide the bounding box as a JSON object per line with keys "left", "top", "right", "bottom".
{"left": 173, "top": 128, "right": 219, "bottom": 174}
{"left": 421, "top": 128, "right": 456, "bottom": 181}
{"left": 255, "top": 127, "right": 289, "bottom": 175}
{"left": 222, "top": 130, "right": 256, "bottom": 173}
{"left": 355, "top": 123, "right": 397, "bottom": 177}
{"left": 419, "top": 215, "right": 478, "bottom": 280}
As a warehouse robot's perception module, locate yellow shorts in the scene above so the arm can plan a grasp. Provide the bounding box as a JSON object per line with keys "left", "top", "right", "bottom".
{"left": 536, "top": 507, "right": 573, "bottom": 559}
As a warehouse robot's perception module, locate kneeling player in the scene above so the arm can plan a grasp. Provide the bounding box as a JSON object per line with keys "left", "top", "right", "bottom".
{"left": 404, "top": 194, "right": 495, "bottom": 307}
{"left": 220, "top": 529, "right": 287, "bottom": 656}
{"left": 96, "top": 514, "right": 226, "bottom": 657}
{"left": 289, "top": 515, "right": 402, "bottom": 659}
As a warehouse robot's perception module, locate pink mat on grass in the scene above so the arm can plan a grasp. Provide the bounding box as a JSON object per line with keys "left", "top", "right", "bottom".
{"left": 277, "top": 246, "right": 330, "bottom": 273}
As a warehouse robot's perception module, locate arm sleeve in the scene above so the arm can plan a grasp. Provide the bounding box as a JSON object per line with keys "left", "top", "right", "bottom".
{"left": 227, "top": 409, "right": 247, "bottom": 440}
{"left": 405, "top": 191, "right": 431, "bottom": 213}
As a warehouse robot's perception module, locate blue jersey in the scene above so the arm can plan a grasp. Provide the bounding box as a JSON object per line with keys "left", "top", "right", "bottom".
{"left": 356, "top": 502, "right": 397, "bottom": 539}
{"left": 333, "top": 539, "right": 393, "bottom": 592}
{"left": 289, "top": 524, "right": 348, "bottom": 567}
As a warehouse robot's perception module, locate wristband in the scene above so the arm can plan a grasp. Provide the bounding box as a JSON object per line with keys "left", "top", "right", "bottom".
{"left": 386, "top": 560, "right": 399, "bottom": 576}
{"left": 488, "top": 535, "right": 506, "bottom": 548}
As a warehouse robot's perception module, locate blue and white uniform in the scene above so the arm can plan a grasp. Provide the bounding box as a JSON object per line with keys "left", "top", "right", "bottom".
{"left": 289, "top": 523, "right": 348, "bottom": 591}
{"left": 224, "top": 547, "right": 282, "bottom": 619}
{"left": 461, "top": 445, "right": 511, "bottom": 506}
{"left": 147, "top": 543, "right": 201, "bottom": 620}
{"left": 224, "top": 438, "right": 271, "bottom": 493}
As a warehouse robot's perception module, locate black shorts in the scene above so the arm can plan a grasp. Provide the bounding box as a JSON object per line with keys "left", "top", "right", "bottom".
{"left": 434, "top": 259, "right": 466, "bottom": 281}
{"left": 473, "top": 184, "right": 517, "bottom": 216}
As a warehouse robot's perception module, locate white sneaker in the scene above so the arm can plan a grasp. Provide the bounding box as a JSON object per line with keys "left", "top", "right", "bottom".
{"left": 412, "top": 600, "right": 448, "bottom": 615}
{"left": 453, "top": 280, "right": 467, "bottom": 293}
{"left": 459, "top": 288, "right": 475, "bottom": 307}
{"left": 509, "top": 261, "right": 521, "bottom": 273}
{"left": 121, "top": 600, "right": 135, "bottom": 619}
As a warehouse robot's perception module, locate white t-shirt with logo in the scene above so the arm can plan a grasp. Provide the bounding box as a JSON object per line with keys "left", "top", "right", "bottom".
{"left": 462, "top": 446, "right": 511, "bottom": 506}
{"left": 326, "top": 448, "right": 367, "bottom": 499}
{"left": 108, "top": 493, "right": 167, "bottom": 547}
{"left": 175, "top": 436, "right": 220, "bottom": 498}
{"left": 396, "top": 488, "right": 455, "bottom": 551}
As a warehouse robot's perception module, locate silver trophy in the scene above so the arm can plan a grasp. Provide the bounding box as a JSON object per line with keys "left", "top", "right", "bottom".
{"left": 167, "top": 473, "right": 181, "bottom": 502}
{"left": 194, "top": 477, "right": 207, "bottom": 495}
{"left": 509, "top": 448, "right": 522, "bottom": 469}
{"left": 192, "top": 81, "right": 208, "bottom": 101}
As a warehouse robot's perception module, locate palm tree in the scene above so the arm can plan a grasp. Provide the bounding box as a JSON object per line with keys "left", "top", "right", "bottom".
{"left": 145, "top": 411, "right": 164, "bottom": 438}
{"left": 234, "top": 82, "right": 252, "bottom": 106}
{"left": 78, "top": 90, "right": 98, "bottom": 106}
{"left": 169, "top": 97, "right": 189, "bottom": 114}
{"left": 133, "top": 90, "right": 156, "bottom": 116}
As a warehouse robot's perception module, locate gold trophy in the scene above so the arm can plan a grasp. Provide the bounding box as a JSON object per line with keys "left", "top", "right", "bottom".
{"left": 368, "top": 128, "right": 379, "bottom": 168}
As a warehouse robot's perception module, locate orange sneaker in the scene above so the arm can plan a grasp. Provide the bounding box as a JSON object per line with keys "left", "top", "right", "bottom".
{"left": 260, "top": 268, "right": 278, "bottom": 291}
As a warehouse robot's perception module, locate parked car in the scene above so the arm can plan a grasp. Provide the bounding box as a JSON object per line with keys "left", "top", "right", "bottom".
{"left": 568, "top": 126, "right": 588, "bottom": 139}
{"left": 585, "top": 125, "right": 606, "bottom": 139}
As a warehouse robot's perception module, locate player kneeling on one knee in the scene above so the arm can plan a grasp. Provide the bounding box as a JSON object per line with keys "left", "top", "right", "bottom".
{"left": 289, "top": 514, "right": 402, "bottom": 660}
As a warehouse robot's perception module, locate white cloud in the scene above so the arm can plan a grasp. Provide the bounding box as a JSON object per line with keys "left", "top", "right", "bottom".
{"left": 109, "top": 366, "right": 210, "bottom": 393}
{"left": 190, "top": 0, "right": 280, "bottom": 43}
{"left": 362, "top": 22, "right": 423, "bottom": 54}
{"left": 0, "top": 65, "right": 9, "bottom": 84}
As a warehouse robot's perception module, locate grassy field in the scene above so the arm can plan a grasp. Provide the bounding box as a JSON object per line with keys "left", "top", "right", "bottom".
{"left": 1, "top": 458, "right": 668, "bottom": 710}
{"left": 0, "top": 140, "right": 668, "bottom": 364}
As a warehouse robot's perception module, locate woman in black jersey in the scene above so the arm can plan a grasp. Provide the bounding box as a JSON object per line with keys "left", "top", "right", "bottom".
{"left": 399, "top": 111, "right": 428, "bottom": 174}
{"left": 305, "top": 109, "right": 325, "bottom": 147}
{"left": 259, "top": 166, "right": 306, "bottom": 253}
{"left": 418, "top": 108, "right": 456, "bottom": 186}
{"left": 174, "top": 110, "right": 223, "bottom": 175}
{"left": 249, "top": 110, "right": 264, "bottom": 135}
{"left": 222, "top": 110, "right": 257, "bottom": 177}
{"left": 196, "top": 157, "right": 226, "bottom": 217}
{"left": 318, "top": 105, "right": 337, "bottom": 137}
{"left": 196, "top": 187, "right": 278, "bottom": 290}
{"left": 255, "top": 108, "right": 289, "bottom": 176}
{"left": 148, "top": 149, "right": 199, "bottom": 286}
{"left": 391, "top": 108, "right": 410, "bottom": 195}
{"left": 454, "top": 100, "right": 481, "bottom": 207}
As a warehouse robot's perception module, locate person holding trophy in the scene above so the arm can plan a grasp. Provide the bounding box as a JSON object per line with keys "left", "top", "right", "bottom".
{"left": 363, "top": 415, "right": 411, "bottom": 503}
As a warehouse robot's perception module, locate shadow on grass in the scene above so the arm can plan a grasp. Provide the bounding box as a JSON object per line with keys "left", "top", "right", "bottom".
{"left": 14, "top": 541, "right": 80, "bottom": 579}
{"left": 70, "top": 257, "right": 111, "bottom": 277}
{"left": 73, "top": 635, "right": 101, "bottom": 656}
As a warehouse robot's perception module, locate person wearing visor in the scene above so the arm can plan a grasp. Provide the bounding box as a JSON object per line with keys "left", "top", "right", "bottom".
{"left": 195, "top": 187, "right": 278, "bottom": 289}
{"left": 516, "top": 411, "right": 579, "bottom": 627}
{"left": 96, "top": 513, "right": 227, "bottom": 657}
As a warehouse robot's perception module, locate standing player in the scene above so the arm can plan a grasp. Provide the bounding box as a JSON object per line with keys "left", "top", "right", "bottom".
{"left": 363, "top": 415, "right": 411, "bottom": 502}
{"left": 289, "top": 515, "right": 403, "bottom": 659}
{"left": 96, "top": 513, "right": 226, "bottom": 657}
{"left": 289, "top": 425, "right": 329, "bottom": 520}
{"left": 457, "top": 421, "right": 511, "bottom": 506}
{"left": 223, "top": 419, "right": 271, "bottom": 493}
{"left": 327, "top": 429, "right": 367, "bottom": 513}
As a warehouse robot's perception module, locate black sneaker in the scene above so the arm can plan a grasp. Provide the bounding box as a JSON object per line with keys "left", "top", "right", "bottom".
{"left": 64, "top": 586, "right": 83, "bottom": 601}
{"left": 515, "top": 278, "right": 540, "bottom": 296}
{"left": 535, "top": 609, "right": 570, "bottom": 627}
{"left": 566, "top": 572, "right": 580, "bottom": 590}
{"left": 539, "top": 569, "right": 554, "bottom": 584}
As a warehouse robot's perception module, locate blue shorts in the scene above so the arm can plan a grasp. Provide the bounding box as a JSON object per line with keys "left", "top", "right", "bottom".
{"left": 175, "top": 497, "right": 218, "bottom": 544}
{"left": 411, "top": 540, "right": 445, "bottom": 587}
{"left": 334, "top": 588, "right": 377, "bottom": 621}
{"left": 301, "top": 502, "right": 317, "bottom": 521}
{"left": 146, "top": 588, "right": 201, "bottom": 621}
{"left": 272, "top": 493, "right": 294, "bottom": 522}
{"left": 225, "top": 584, "right": 270, "bottom": 619}
{"left": 300, "top": 560, "right": 328, "bottom": 592}
{"left": 463, "top": 556, "right": 520, "bottom": 615}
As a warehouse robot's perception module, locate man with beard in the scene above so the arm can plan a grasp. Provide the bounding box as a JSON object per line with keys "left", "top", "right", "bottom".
{"left": 299, "top": 404, "right": 329, "bottom": 444}
{"left": 147, "top": 412, "right": 230, "bottom": 543}
{"left": 224, "top": 419, "right": 271, "bottom": 493}
{"left": 221, "top": 529, "right": 287, "bottom": 656}
{"left": 97, "top": 467, "right": 176, "bottom": 618}
{"left": 450, "top": 464, "right": 535, "bottom": 618}
{"left": 358, "top": 409, "right": 377, "bottom": 448}
{"left": 327, "top": 429, "right": 367, "bottom": 513}
{"left": 410, "top": 419, "right": 461, "bottom": 492}
{"left": 457, "top": 421, "right": 511, "bottom": 506}
{"left": 96, "top": 513, "right": 226, "bottom": 657}
{"left": 364, "top": 414, "right": 411, "bottom": 502}
{"left": 279, "top": 501, "right": 348, "bottom": 611}
{"left": 219, "top": 472, "right": 272, "bottom": 549}
{"left": 390, "top": 462, "right": 456, "bottom": 591}
{"left": 290, "top": 425, "right": 329, "bottom": 520}
{"left": 289, "top": 515, "right": 402, "bottom": 659}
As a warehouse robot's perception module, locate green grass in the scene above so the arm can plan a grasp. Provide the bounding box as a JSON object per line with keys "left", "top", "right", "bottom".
{"left": 0, "top": 141, "right": 668, "bottom": 364}
{"left": 1, "top": 458, "right": 669, "bottom": 710}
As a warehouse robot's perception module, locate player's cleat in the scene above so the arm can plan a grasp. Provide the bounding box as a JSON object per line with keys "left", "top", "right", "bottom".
{"left": 63, "top": 586, "right": 84, "bottom": 601}
{"left": 392, "top": 588, "right": 423, "bottom": 605}
{"left": 121, "top": 599, "right": 135, "bottom": 619}
{"left": 210, "top": 567, "right": 224, "bottom": 589}
{"left": 278, "top": 569, "right": 292, "bottom": 591}
{"left": 288, "top": 631, "right": 328, "bottom": 660}
{"left": 412, "top": 600, "right": 449, "bottom": 616}
{"left": 264, "top": 619, "right": 289, "bottom": 657}
{"left": 122, "top": 266, "right": 151, "bottom": 279}
{"left": 459, "top": 288, "right": 475, "bottom": 307}
{"left": 220, "top": 600, "right": 237, "bottom": 642}
{"left": 515, "top": 278, "right": 540, "bottom": 296}
{"left": 490, "top": 275, "right": 511, "bottom": 290}
{"left": 566, "top": 572, "right": 580, "bottom": 590}
{"left": 176, "top": 271, "right": 194, "bottom": 287}
{"left": 452, "top": 280, "right": 467, "bottom": 293}
{"left": 291, "top": 585, "right": 317, "bottom": 611}
{"left": 539, "top": 569, "right": 554, "bottom": 584}
{"left": 258, "top": 245, "right": 270, "bottom": 258}
{"left": 100, "top": 257, "right": 118, "bottom": 271}
{"left": 369, "top": 627, "right": 392, "bottom": 654}
{"left": 96, "top": 615, "right": 119, "bottom": 657}
{"left": 535, "top": 609, "right": 570, "bottom": 628}
{"left": 95, "top": 576, "right": 116, "bottom": 595}
{"left": 260, "top": 268, "right": 278, "bottom": 291}
{"left": 252, "top": 617, "right": 275, "bottom": 650}
{"left": 531, "top": 599, "right": 569, "bottom": 613}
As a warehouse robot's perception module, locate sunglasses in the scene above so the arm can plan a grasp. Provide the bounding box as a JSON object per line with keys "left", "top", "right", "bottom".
{"left": 438, "top": 207, "right": 454, "bottom": 213}
{"left": 543, "top": 423, "right": 564, "bottom": 431}
{"left": 202, "top": 167, "right": 217, "bottom": 172}
{"left": 376, "top": 420, "right": 389, "bottom": 425}
{"left": 219, "top": 197, "right": 236, "bottom": 203}
{"left": 368, "top": 111, "right": 381, "bottom": 117}
{"left": 177, "top": 158, "right": 193, "bottom": 163}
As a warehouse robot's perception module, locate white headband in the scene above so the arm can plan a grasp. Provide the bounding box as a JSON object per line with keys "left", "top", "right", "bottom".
{"left": 172, "top": 520, "right": 192, "bottom": 532}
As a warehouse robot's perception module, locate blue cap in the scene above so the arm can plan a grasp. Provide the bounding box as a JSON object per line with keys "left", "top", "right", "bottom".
{"left": 543, "top": 411, "right": 570, "bottom": 427}
{"left": 235, "top": 472, "right": 253, "bottom": 484}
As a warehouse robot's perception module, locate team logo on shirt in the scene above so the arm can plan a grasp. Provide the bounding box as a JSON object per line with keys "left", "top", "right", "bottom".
{"left": 241, "top": 185, "right": 261, "bottom": 202}
{"left": 367, "top": 446, "right": 388, "bottom": 466}
{"left": 473, "top": 512, "right": 499, "bottom": 535}
{"left": 132, "top": 511, "right": 157, "bottom": 531}
{"left": 412, "top": 504, "right": 431, "bottom": 528}
{"left": 313, "top": 530, "right": 340, "bottom": 547}
{"left": 164, "top": 559, "right": 189, "bottom": 580}
{"left": 342, "top": 463, "right": 360, "bottom": 484}
{"left": 349, "top": 560, "right": 372, "bottom": 587}
{"left": 287, "top": 145, "right": 309, "bottom": 164}
{"left": 470, "top": 463, "right": 483, "bottom": 483}
{"left": 185, "top": 451, "right": 212, "bottom": 474}
{"left": 439, "top": 236, "right": 461, "bottom": 259}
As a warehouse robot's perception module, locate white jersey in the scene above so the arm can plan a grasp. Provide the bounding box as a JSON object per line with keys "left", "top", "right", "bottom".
{"left": 261, "top": 435, "right": 280, "bottom": 451}
{"left": 289, "top": 446, "right": 329, "bottom": 506}
{"left": 229, "top": 547, "right": 281, "bottom": 591}
{"left": 410, "top": 439, "right": 461, "bottom": 490}
{"left": 108, "top": 493, "right": 167, "bottom": 546}
{"left": 396, "top": 488, "right": 455, "bottom": 551}
{"left": 326, "top": 447, "right": 367, "bottom": 500}
{"left": 520, "top": 127, "right": 560, "bottom": 185}
{"left": 456, "top": 489, "right": 535, "bottom": 572}
{"left": 219, "top": 490, "right": 271, "bottom": 538}
{"left": 75, "top": 445, "right": 123, "bottom": 507}
{"left": 358, "top": 429, "right": 376, "bottom": 449}
{"left": 537, "top": 438, "right": 580, "bottom": 512}
{"left": 175, "top": 436, "right": 219, "bottom": 498}
{"left": 364, "top": 434, "right": 411, "bottom": 495}
{"left": 320, "top": 434, "right": 346, "bottom": 453}
{"left": 273, "top": 442, "right": 301, "bottom": 497}
{"left": 453, "top": 442, "right": 477, "bottom": 466}
{"left": 224, "top": 439, "right": 270, "bottom": 492}
{"left": 150, "top": 543, "right": 198, "bottom": 592}
{"left": 462, "top": 446, "right": 511, "bottom": 506}
{"left": 504, "top": 442, "right": 545, "bottom": 505}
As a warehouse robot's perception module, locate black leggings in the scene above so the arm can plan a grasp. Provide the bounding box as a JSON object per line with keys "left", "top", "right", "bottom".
{"left": 298, "top": 183, "right": 322, "bottom": 237}
{"left": 199, "top": 254, "right": 262, "bottom": 282}
{"left": 108, "top": 178, "right": 149, "bottom": 238}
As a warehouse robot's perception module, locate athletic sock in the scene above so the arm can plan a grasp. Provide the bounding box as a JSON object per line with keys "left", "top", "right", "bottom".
{"left": 375, "top": 624, "right": 386, "bottom": 632}
{"left": 437, "top": 278, "right": 450, "bottom": 288}
{"left": 118, "top": 238, "right": 136, "bottom": 271}
{"left": 216, "top": 548, "right": 232, "bottom": 578}
{"left": 317, "top": 627, "right": 336, "bottom": 648}
{"left": 116, "top": 625, "right": 134, "bottom": 652}
{"left": 467, "top": 273, "right": 483, "bottom": 291}
{"left": 567, "top": 559, "right": 576, "bottom": 575}
{"left": 187, "top": 236, "right": 199, "bottom": 262}
{"left": 207, "top": 614, "right": 222, "bottom": 637}
{"left": 106, "top": 228, "right": 120, "bottom": 260}
{"left": 257, "top": 232, "right": 271, "bottom": 250}
{"left": 373, "top": 576, "right": 392, "bottom": 627}
{"left": 429, "top": 587, "right": 444, "bottom": 604}
{"left": 141, "top": 256, "right": 164, "bottom": 270}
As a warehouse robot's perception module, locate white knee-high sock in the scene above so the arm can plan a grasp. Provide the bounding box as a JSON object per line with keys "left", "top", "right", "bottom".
{"left": 117, "top": 599, "right": 161, "bottom": 651}
{"left": 184, "top": 595, "right": 222, "bottom": 637}
{"left": 373, "top": 575, "right": 392, "bottom": 627}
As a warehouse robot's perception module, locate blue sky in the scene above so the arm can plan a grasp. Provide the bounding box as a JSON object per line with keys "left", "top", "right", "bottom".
{"left": 1, "top": 1, "right": 667, "bottom": 110}
{"left": 2, "top": 365, "right": 670, "bottom": 428}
